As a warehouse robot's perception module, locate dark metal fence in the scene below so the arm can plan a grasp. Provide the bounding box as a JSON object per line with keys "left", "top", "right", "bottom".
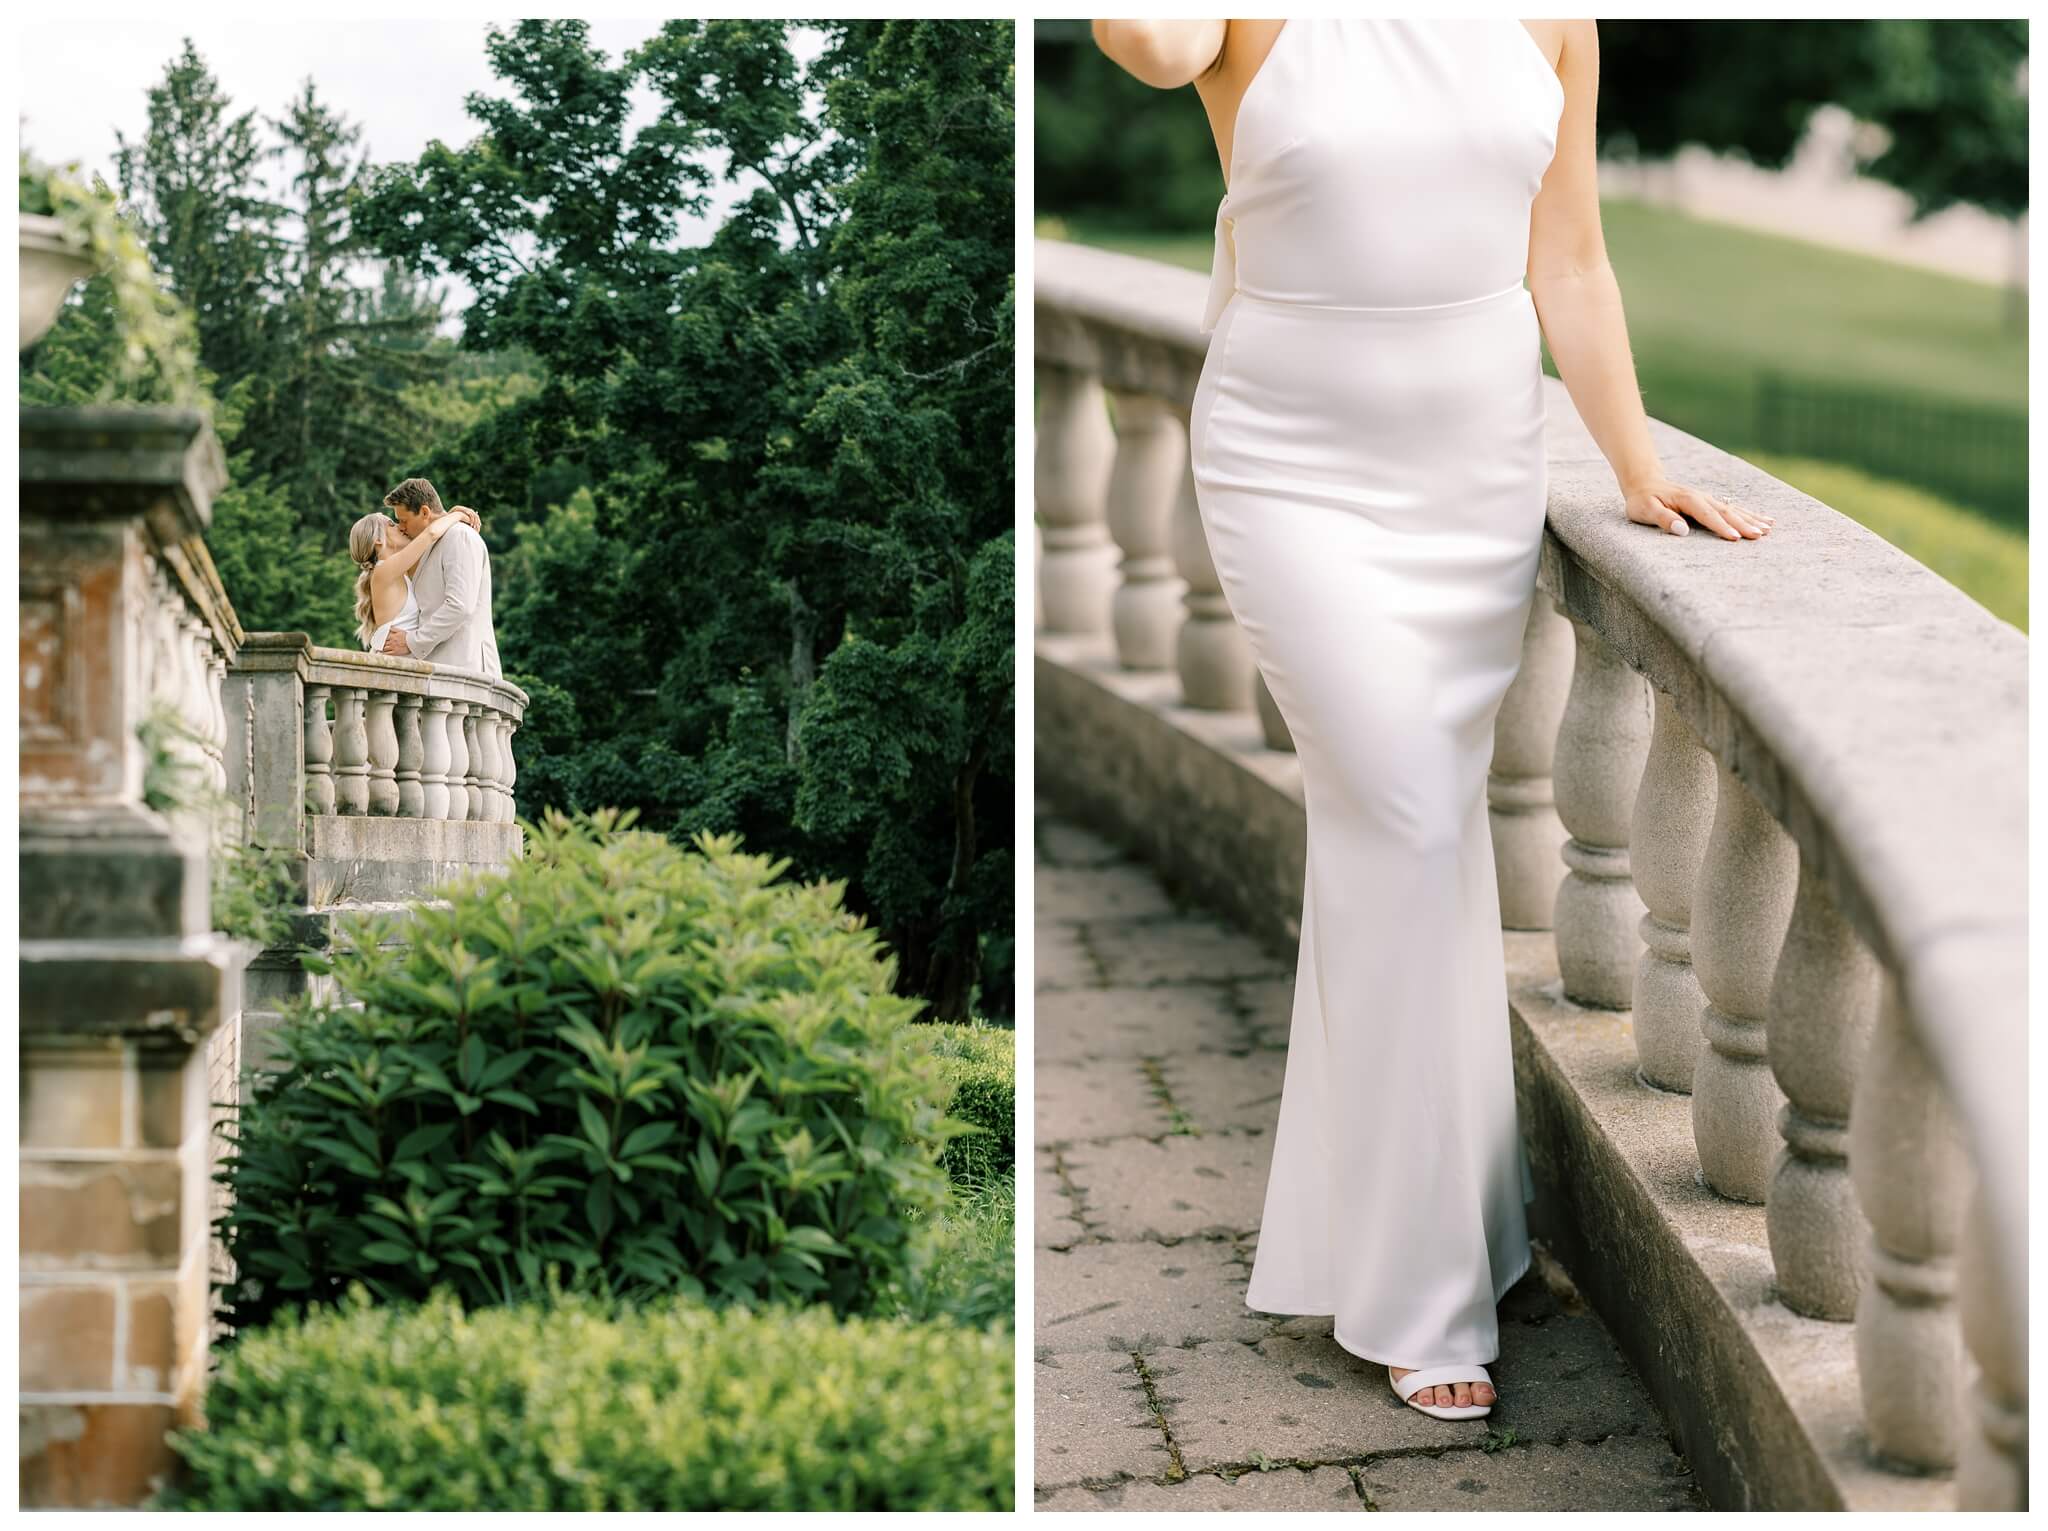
{"left": 1753, "top": 371, "right": 2027, "bottom": 530}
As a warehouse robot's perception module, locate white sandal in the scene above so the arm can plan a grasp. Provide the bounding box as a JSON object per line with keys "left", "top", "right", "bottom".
{"left": 1389, "top": 1363, "right": 1495, "bottom": 1420}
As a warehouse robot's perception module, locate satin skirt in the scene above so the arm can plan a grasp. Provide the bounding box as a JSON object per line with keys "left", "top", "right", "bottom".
{"left": 1189, "top": 281, "right": 1546, "bottom": 1370}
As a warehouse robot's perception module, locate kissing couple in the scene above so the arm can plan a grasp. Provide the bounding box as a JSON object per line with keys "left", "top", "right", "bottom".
{"left": 347, "top": 477, "right": 502, "bottom": 680}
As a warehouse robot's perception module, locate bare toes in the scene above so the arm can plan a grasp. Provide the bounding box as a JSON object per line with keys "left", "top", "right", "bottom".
{"left": 1453, "top": 1383, "right": 1472, "bottom": 1406}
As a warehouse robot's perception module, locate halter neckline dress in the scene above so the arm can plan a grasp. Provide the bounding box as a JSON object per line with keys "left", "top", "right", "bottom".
{"left": 1188, "top": 17, "right": 1564, "bottom": 1371}
{"left": 367, "top": 573, "right": 419, "bottom": 656}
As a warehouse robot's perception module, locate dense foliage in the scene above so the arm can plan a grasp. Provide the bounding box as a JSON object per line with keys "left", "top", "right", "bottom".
{"left": 164, "top": 1286, "right": 1014, "bottom": 1511}
{"left": 356, "top": 20, "right": 1016, "bottom": 1018}
{"left": 20, "top": 21, "right": 1017, "bottom": 1021}
{"left": 216, "top": 811, "right": 970, "bottom": 1332}
{"left": 912, "top": 1020, "right": 1017, "bottom": 1188}
{"left": 1036, "top": 19, "right": 2029, "bottom": 231}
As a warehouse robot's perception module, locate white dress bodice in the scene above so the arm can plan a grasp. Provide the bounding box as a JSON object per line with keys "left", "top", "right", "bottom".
{"left": 1204, "top": 18, "right": 1564, "bottom": 330}
{"left": 366, "top": 574, "right": 419, "bottom": 656}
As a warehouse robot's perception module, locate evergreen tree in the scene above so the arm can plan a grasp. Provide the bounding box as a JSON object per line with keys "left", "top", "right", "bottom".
{"left": 112, "top": 39, "right": 281, "bottom": 387}
{"left": 239, "top": 82, "right": 447, "bottom": 540}
{"left": 358, "top": 20, "right": 1016, "bottom": 1019}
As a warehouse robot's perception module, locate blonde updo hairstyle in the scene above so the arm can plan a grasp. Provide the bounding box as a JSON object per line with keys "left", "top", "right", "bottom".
{"left": 349, "top": 512, "right": 394, "bottom": 648}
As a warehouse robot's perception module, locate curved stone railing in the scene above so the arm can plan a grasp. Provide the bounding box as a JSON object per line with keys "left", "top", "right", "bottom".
{"left": 1035, "top": 238, "right": 2025, "bottom": 1511}
{"left": 227, "top": 634, "right": 528, "bottom": 905}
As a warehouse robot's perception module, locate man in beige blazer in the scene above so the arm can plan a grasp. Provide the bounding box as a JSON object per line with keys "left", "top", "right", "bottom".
{"left": 378, "top": 477, "right": 502, "bottom": 679}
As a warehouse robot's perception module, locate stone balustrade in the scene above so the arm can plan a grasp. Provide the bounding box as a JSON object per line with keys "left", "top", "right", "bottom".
{"left": 1034, "top": 239, "right": 2026, "bottom": 1512}
{"left": 226, "top": 636, "right": 527, "bottom": 904}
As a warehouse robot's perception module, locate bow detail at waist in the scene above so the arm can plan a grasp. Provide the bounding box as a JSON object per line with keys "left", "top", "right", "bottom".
{"left": 1201, "top": 196, "right": 1237, "bottom": 335}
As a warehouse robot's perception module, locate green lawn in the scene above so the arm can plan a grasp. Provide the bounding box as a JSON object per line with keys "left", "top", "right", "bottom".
{"left": 1038, "top": 201, "right": 2026, "bottom": 412}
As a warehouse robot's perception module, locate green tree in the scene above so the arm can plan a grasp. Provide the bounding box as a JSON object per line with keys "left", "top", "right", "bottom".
{"left": 113, "top": 38, "right": 281, "bottom": 387}
{"left": 236, "top": 82, "right": 447, "bottom": 539}
{"left": 358, "top": 20, "right": 1015, "bottom": 1019}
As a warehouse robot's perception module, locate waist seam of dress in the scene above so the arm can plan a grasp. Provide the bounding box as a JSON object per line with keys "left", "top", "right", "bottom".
{"left": 1229, "top": 279, "right": 1531, "bottom": 316}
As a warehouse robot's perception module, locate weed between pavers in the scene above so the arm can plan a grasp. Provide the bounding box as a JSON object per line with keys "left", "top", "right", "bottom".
{"left": 1129, "top": 1349, "right": 1190, "bottom": 1482}
{"left": 1138, "top": 1057, "right": 1200, "bottom": 1136}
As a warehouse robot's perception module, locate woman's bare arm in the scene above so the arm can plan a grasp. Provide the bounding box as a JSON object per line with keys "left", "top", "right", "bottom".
{"left": 373, "top": 507, "right": 483, "bottom": 588}
{"left": 1525, "top": 22, "right": 1772, "bottom": 541}
{"left": 1092, "top": 20, "right": 1227, "bottom": 88}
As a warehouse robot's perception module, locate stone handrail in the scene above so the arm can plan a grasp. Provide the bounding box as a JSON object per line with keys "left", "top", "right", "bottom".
{"left": 226, "top": 634, "right": 528, "bottom": 905}
{"left": 1034, "top": 238, "right": 2025, "bottom": 1509}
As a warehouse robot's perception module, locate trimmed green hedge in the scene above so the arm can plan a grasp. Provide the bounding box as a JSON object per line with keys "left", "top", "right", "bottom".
{"left": 913, "top": 1020, "right": 1015, "bottom": 1186}
{"left": 164, "top": 1288, "right": 1013, "bottom": 1511}
{"left": 218, "top": 811, "right": 967, "bottom": 1331}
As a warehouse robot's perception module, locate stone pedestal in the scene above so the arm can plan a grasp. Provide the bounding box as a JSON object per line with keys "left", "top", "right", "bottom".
{"left": 19, "top": 406, "right": 247, "bottom": 1508}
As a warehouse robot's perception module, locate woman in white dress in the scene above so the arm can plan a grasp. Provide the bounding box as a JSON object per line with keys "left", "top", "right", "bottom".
{"left": 1092, "top": 19, "right": 1773, "bottom": 1422}
{"left": 347, "top": 505, "right": 483, "bottom": 655}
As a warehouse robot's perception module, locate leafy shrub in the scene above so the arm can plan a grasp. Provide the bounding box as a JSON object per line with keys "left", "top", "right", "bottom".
{"left": 217, "top": 809, "right": 971, "bottom": 1332}
{"left": 163, "top": 1286, "right": 1013, "bottom": 1511}
{"left": 880, "top": 1168, "right": 1015, "bottom": 1332}
{"left": 910, "top": 1020, "right": 1015, "bottom": 1187}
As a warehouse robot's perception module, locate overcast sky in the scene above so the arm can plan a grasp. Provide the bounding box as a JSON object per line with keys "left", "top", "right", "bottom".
{"left": 18, "top": 18, "right": 820, "bottom": 329}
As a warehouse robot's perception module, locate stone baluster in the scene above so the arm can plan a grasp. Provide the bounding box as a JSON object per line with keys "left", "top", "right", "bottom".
{"left": 1629, "top": 690, "right": 1716, "bottom": 1090}
{"left": 1765, "top": 856, "right": 1879, "bottom": 1318}
{"left": 1551, "top": 612, "right": 1651, "bottom": 1005}
{"left": 1253, "top": 671, "right": 1293, "bottom": 753}
{"left": 1104, "top": 391, "right": 1188, "bottom": 670}
{"left": 442, "top": 701, "right": 471, "bottom": 822}
{"left": 461, "top": 706, "right": 485, "bottom": 822}
{"left": 206, "top": 648, "right": 229, "bottom": 798}
{"left": 1691, "top": 757, "right": 1798, "bottom": 1201}
{"left": 304, "top": 684, "right": 336, "bottom": 816}
{"left": 394, "top": 695, "right": 424, "bottom": 818}
{"left": 1170, "top": 452, "right": 1254, "bottom": 712}
{"left": 500, "top": 718, "right": 520, "bottom": 823}
{"left": 1958, "top": 1184, "right": 2026, "bottom": 1508}
{"left": 364, "top": 690, "right": 399, "bottom": 816}
{"left": 1850, "top": 971, "right": 1966, "bottom": 1471}
{"left": 471, "top": 706, "right": 502, "bottom": 823}
{"left": 420, "top": 697, "right": 453, "bottom": 820}
{"left": 1035, "top": 362, "right": 1117, "bottom": 637}
{"left": 333, "top": 686, "right": 370, "bottom": 815}
{"left": 1489, "top": 595, "right": 1573, "bottom": 930}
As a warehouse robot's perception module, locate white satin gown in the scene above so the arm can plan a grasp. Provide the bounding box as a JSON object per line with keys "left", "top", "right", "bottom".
{"left": 1189, "top": 18, "right": 1563, "bottom": 1371}
{"left": 366, "top": 574, "right": 419, "bottom": 656}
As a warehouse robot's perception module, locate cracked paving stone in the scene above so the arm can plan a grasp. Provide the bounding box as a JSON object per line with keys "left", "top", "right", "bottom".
{"left": 1037, "top": 1057, "right": 1167, "bottom": 1146}
{"left": 1036, "top": 863, "right": 1181, "bottom": 924}
{"left": 1037, "top": 1240, "right": 1268, "bottom": 1354}
{"left": 1039, "top": 818, "right": 1128, "bottom": 869}
{"left": 1039, "top": 924, "right": 1106, "bottom": 992}
{"left": 1358, "top": 1436, "right": 1707, "bottom": 1511}
{"left": 1037, "top": 1150, "right": 1088, "bottom": 1249}
{"left": 1086, "top": 916, "right": 1292, "bottom": 988}
{"left": 1152, "top": 1331, "right": 1490, "bottom": 1471}
{"left": 1034, "top": 1349, "right": 1172, "bottom": 1487}
{"left": 1037, "top": 984, "right": 1252, "bottom": 1065}
{"left": 1037, "top": 1465, "right": 1366, "bottom": 1512}
{"left": 1153, "top": 1046, "right": 1287, "bottom": 1135}
{"left": 1235, "top": 976, "right": 1298, "bottom": 1049}
{"left": 1060, "top": 1132, "right": 1273, "bottom": 1241}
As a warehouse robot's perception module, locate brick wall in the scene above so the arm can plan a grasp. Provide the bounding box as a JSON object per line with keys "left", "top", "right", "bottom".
{"left": 20, "top": 1036, "right": 220, "bottom": 1506}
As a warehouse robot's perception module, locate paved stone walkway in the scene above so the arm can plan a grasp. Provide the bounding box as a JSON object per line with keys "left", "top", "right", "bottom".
{"left": 1034, "top": 804, "right": 1708, "bottom": 1512}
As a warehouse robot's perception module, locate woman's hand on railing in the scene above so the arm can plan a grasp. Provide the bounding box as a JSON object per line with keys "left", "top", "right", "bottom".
{"left": 1622, "top": 475, "right": 1774, "bottom": 541}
